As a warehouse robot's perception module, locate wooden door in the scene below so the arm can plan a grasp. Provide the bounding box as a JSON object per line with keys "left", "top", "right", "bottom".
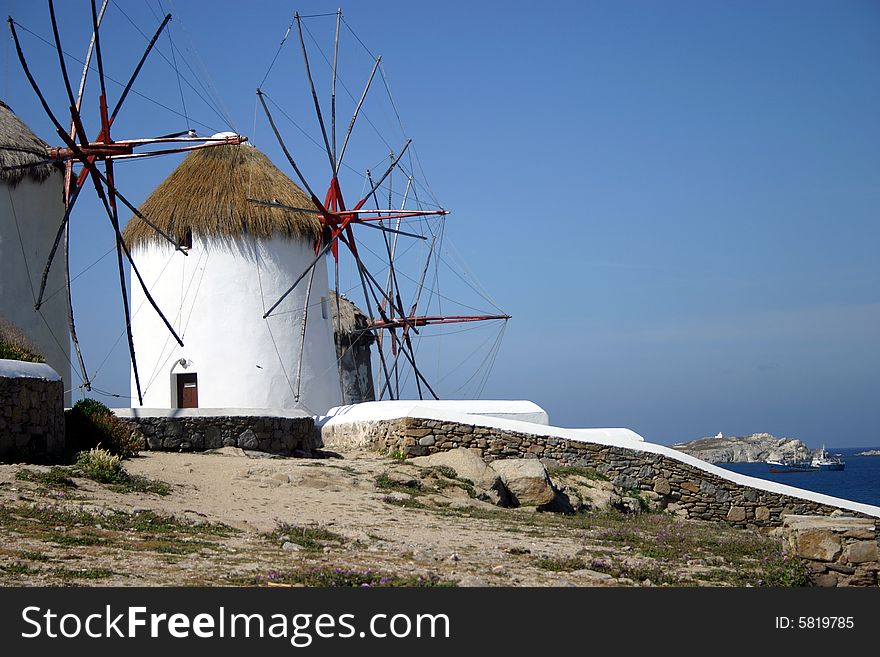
{"left": 177, "top": 373, "right": 198, "bottom": 408}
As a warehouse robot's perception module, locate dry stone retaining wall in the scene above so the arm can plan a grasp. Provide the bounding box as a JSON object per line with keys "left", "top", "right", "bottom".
{"left": 780, "top": 516, "right": 879, "bottom": 587}
{"left": 323, "top": 416, "right": 873, "bottom": 528}
{"left": 0, "top": 373, "right": 64, "bottom": 462}
{"left": 117, "top": 415, "right": 319, "bottom": 456}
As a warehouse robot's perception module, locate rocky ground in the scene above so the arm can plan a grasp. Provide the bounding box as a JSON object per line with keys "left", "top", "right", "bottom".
{"left": 0, "top": 447, "right": 804, "bottom": 587}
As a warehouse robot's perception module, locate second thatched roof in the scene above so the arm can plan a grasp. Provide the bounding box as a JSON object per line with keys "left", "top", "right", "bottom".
{"left": 123, "top": 142, "right": 322, "bottom": 248}
{"left": 0, "top": 100, "right": 60, "bottom": 187}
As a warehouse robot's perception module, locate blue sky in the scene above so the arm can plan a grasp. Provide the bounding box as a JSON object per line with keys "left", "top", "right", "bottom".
{"left": 2, "top": 1, "right": 878, "bottom": 446}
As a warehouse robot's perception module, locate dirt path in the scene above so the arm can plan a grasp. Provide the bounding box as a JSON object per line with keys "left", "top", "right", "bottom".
{"left": 0, "top": 449, "right": 787, "bottom": 587}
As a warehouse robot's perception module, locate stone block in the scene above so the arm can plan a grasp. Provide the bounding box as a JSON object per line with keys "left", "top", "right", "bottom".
{"left": 164, "top": 421, "right": 183, "bottom": 436}
{"left": 844, "top": 540, "right": 880, "bottom": 564}
{"left": 842, "top": 569, "right": 877, "bottom": 587}
{"left": 726, "top": 506, "right": 747, "bottom": 522}
{"left": 826, "top": 563, "right": 855, "bottom": 575}
{"left": 843, "top": 528, "right": 877, "bottom": 540}
{"left": 205, "top": 426, "right": 223, "bottom": 449}
{"left": 653, "top": 478, "right": 671, "bottom": 495}
{"left": 238, "top": 429, "right": 259, "bottom": 450}
{"left": 163, "top": 436, "right": 183, "bottom": 450}
{"left": 813, "top": 573, "right": 838, "bottom": 587}
{"left": 796, "top": 530, "right": 842, "bottom": 562}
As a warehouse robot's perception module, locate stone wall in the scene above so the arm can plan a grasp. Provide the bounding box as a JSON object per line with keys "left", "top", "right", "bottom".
{"left": 322, "top": 416, "right": 873, "bottom": 528}
{"left": 0, "top": 373, "right": 64, "bottom": 462}
{"left": 779, "top": 516, "right": 879, "bottom": 587}
{"left": 118, "top": 415, "right": 319, "bottom": 456}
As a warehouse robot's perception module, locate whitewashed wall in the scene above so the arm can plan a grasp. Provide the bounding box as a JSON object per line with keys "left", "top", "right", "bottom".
{"left": 129, "top": 234, "right": 341, "bottom": 414}
{"left": 0, "top": 175, "right": 71, "bottom": 404}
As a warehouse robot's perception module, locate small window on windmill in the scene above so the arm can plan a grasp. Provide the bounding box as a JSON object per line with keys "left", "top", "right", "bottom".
{"left": 321, "top": 296, "right": 329, "bottom": 319}
{"left": 180, "top": 228, "right": 193, "bottom": 250}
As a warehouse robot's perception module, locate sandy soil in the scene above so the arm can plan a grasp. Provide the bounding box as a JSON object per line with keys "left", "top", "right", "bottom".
{"left": 0, "top": 448, "right": 772, "bottom": 587}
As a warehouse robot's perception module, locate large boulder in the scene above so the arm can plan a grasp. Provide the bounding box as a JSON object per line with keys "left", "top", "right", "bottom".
{"left": 410, "top": 448, "right": 510, "bottom": 506}
{"left": 554, "top": 475, "right": 620, "bottom": 512}
{"left": 489, "top": 458, "right": 556, "bottom": 507}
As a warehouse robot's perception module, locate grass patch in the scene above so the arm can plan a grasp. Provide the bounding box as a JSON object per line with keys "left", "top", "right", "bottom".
{"left": 324, "top": 464, "right": 357, "bottom": 475}
{"left": 549, "top": 465, "right": 608, "bottom": 481}
{"left": 0, "top": 503, "right": 237, "bottom": 539}
{"left": 755, "top": 550, "right": 812, "bottom": 587}
{"left": 0, "top": 561, "right": 40, "bottom": 575}
{"left": 269, "top": 523, "right": 346, "bottom": 552}
{"left": 104, "top": 475, "right": 171, "bottom": 496}
{"left": 387, "top": 449, "right": 407, "bottom": 462}
{"left": 50, "top": 531, "right": 114, "bottom": 547}
{"left": 52, "top": 567, "right": 115, "bottom": 580}
{"left": 64, "top": 448, "right": 171, "bottom": 495}
{"left": 433, "top": 501, "right": 804, "bottom": 587}
{"left": 151, "top": 538, "right": 220, "bottom": 555}
{"left": 423, "top": 465, "right": 458, "bottom": 480}
{"left": 16, "top": 550, "right": 49, "bottom": 562}
{"left": 16, "top": 467, "right": 78, "bottom": 489}
{"left": 432, "top": 477, "right": 477, "bottom": 498}
{"left": 375, "top": 472, "right": 424, "bottom": 494}
{"left": 251, "top": 567, "right": 456, "bottom": 587}
{"left": 534, "top": 556, "right": 587, "bottom": 572}
{"left": 583, "top": 555, "right": 685, "bottom": 585}
{"left": 381, "top": 495, "right": 428, "bottom": 510}
{"left": 16, "top": 463, "right": 170, "bottom": 496}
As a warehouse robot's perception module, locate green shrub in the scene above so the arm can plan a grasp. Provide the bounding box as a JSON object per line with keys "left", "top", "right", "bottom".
{"left": 0, "top": 316, "right": 44, "bottom": 363}
{"left": 75, "top": 447, "right": 125, "bottom": 483}
{"left": 65, "top": 398, "right": 140, "bottom": 458}
{"left": 70, "top": 398, "right": 109, "bottom": 418}
{"left": 73, "top": 447, "right": 170, "bottom": 494}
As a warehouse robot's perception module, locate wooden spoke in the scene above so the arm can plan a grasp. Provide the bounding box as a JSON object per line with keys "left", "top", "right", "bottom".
{"left": 35, "top": 183, "right": 83, "bottom": 310}
{"left": 257, "top": 90, "right": 328, "bottom": 214}
{"left": 294, "top": 12, "right": 335, "bottom": 175}
{"left": 64, "top": 223, "right": 91, "bottom": 392}
{"left": 337, "top": 56, "right": 380, "bottom": 174}
{"left": 331, "top": 9, "right": 341, "bottom": 166}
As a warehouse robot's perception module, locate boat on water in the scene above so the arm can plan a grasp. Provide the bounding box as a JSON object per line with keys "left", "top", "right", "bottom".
{"left": 767, "top": 446, "right": 845, "bottom": 473}
{"left": 811, "top": 446, "right": 845, "bottom": 471}
{"left": 767, "top": 459, "right": 818, "bottom": 473}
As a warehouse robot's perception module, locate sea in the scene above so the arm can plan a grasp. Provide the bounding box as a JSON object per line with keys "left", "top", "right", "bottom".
{"left": 717, "top": 447, "right": 880, "bottom": 508}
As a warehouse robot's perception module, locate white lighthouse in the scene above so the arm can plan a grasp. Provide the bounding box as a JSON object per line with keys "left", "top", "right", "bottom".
{"left": 0, "top": 100, "right": 71, "bottom": 402}
{"left": 123, "top": 140, "right": 341, "bottom": 414}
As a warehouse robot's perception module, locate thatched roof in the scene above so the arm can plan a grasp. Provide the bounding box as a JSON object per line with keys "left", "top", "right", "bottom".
{"left": 330, "top": 291, "right": 375, "bottom": 344}
{"left": 0, "top": 100, "right": 60, "bottom": 186}
{"left": 123, "top": 143, "right": 322, "bottom": 247}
